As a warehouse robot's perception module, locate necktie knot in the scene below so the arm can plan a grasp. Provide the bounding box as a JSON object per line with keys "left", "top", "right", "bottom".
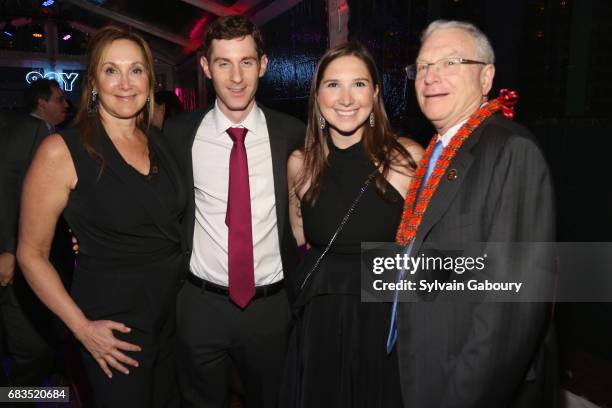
{"left": 227, "top": 127, "right": 248, "bottom": 144}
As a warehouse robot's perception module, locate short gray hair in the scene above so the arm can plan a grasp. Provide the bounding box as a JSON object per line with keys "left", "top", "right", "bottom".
{"left": 421, "top": 20, "right": 495, "bottom": 64}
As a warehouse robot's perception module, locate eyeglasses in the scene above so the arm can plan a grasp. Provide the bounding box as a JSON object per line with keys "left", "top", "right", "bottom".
{"left": 405, "top": 57, "right": 487, "bottom": 80}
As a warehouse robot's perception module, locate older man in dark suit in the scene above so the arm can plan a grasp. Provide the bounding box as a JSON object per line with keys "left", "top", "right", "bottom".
{"left": 388, "top": 20, "right": 557, "bottom": 408}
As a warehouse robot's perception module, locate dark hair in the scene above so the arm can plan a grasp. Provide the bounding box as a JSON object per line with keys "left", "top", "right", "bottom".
{"left": 299, "top": 42, "right": 417, "bottom": 205}
{"left": 154, "top": 90, "right": 183, "bottom": 122}
{"left": 24, "top": 79, "right": 60, "bottom": 113}
{"left": 74, "top": 25, "right": 156, "bottom": 166}
{"left": 203, "top": 15, "right": 264, "bottom": 61}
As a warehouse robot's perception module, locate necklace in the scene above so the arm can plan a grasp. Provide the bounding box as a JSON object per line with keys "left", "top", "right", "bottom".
{"left": 395, "top": 89, "right": 518, "bottom": 244}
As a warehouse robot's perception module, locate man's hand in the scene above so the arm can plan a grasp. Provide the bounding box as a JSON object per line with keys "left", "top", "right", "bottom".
{"left": 0, "top": 252, "right": 16, "bottom": 286}
{"left": 69, "top": 229, "right": 79, "bottom": 254}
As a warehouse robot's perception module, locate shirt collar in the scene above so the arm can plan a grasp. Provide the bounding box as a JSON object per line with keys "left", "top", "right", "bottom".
{"left": 30, "top": 112, "right": 53, "bottom": 131}
{"left": 436, "top": 102, "right": 488, "bottom": 147}
{"left": 213, "top": 100, "right": 260, "bottom": 137}
{"left": 437, "top": 119, "right": 467, "bottom": 147}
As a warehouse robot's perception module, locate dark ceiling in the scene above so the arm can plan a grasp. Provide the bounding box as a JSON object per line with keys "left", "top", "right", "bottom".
{"left": 0, "top": 0, "right": 288, "bottom": 63}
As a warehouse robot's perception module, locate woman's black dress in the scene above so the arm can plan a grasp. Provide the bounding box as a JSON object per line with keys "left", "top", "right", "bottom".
{"left": 281, "top": 138, "right": 404, "bottom": 408}
{"left": 59, "top": 125, "right": 186, "bottom": 408}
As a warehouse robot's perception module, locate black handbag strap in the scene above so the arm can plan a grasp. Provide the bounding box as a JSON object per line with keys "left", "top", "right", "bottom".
{"left": 299, "top": 170, "right": 378, "bottom": 290}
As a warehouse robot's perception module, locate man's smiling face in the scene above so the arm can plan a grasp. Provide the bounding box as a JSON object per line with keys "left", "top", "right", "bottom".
{"left": 415, "top": 28, "right": 494, "bottom": 135}
{"left": 201, "top": 35, "right": 268, "bottom": 123}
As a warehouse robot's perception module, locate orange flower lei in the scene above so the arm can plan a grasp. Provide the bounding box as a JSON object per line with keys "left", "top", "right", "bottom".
{"left": 395, "top": 89, "right": 518, "bottom": 244}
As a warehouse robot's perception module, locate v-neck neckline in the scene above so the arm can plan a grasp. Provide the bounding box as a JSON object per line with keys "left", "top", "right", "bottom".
{"left": 103, "top": 127, "right": 152, "bottom": 177}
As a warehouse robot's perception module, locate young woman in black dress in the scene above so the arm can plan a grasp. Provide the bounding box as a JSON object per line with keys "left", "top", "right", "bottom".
{"left": 283, "top": 42, "right": 424, "bottom": 407}
{"left": 17, "top": 26, "right": 185, "bottom": 407}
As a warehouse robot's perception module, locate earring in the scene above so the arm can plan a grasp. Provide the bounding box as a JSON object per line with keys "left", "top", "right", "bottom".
{"left": 144, "top": 96, "right": 151, "bottom": 117}
{"left": 318, "top": 115, "right": 326, "bottom": 130}
{"left": 87, "top": 89, "right": 98, "bottom": 114}
{"left": 369, "top": 112, "right": 375, "bottom": 127}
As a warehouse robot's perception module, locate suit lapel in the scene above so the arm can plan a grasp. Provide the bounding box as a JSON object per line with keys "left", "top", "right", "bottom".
{"left": 28, "top": 117, "right": 50, "bottom": 159}
{"left": 182, "top": 109, "right": 208, "bottom": 251}
{"left": 185, "top": 108, "right": 209, "bottom": 169}
{"left": 184, "top": 108, "right": 209, "bottom": 195}
{"left": 415, "top": 125, "right": 484, "bottom": 246}
{"left": 97, "top": 125, "right": 180, "bottom": 243}
{"left": 261, "top": 106, "right": 288, "bottom": 244}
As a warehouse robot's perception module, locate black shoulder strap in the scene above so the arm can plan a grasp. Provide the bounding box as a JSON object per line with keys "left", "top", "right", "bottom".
{"left": 299, "top": 169, "right": 378, "bottom": 290}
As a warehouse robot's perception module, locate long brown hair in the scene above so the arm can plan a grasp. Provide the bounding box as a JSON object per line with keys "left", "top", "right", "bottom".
{"left": 299, "top": 42, "right": 417, "bottom": 205}
{"left": 74, "top": 25, "right": 156, "bottom": 165}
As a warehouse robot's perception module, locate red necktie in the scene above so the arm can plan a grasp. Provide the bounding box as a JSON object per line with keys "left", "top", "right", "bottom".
{"left": 226, "top": 127, "right": 255, "bottom": 308}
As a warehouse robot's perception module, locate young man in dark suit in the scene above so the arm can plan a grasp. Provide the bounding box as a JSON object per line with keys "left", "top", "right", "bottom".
{"left": 164, "top": 15, "right": 304, "bottom": 408}
{"left": 389, "top": 20, "right": 557, "bottom": 407}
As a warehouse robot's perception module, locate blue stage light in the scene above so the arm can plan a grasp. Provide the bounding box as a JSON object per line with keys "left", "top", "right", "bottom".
{"left": 42, "top": 0, "right": 55, "bottom": 7}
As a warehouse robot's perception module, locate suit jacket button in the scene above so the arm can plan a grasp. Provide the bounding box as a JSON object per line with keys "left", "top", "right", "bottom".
{"left": 447, "top": 169, "right": 458, "bottom": 181}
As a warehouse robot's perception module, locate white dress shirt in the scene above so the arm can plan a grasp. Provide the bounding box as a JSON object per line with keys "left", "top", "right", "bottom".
{"left": 437, "top": 119, "right": 467, "bottom": 147}
{"left": 437, "top": 103, "right": 488, "bottom": 146}
{"left": 189, "top": 101, "right": 283, "bottom": 286}
{"left": 29, "top": 112, "right": 53, "bottom": 133}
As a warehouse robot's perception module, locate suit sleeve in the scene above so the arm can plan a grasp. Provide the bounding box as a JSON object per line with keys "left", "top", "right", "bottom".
{"left": 293, "top": 121, "right": 306, "bottom": 149}
{"left": 162, "top": 115, "right": 187, "bottom": 163}
{"left": 0, "top": 118, "right": 47, "bottom": 254}
{"left": 0, "top": 121, "right": 12, "bottom": 252}
{"left": 438, "top": 134, "right": 555, "bottom": 407}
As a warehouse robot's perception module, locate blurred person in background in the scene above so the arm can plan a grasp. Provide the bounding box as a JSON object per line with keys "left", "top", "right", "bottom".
{"left": 0, "top": 80, "right": 73, "bottom": 389}
{"left": 25, "top": 79, "right": 69, "bottom": 132}
{"left": 151, "top": 90, "right": 183, "bottom": 131}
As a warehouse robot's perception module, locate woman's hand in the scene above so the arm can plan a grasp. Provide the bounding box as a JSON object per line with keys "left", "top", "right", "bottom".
{"left": 0, "top": 252, "right": 15, "bottom": 286}
{"left": 73, "top": 319, "right": 141, "bottom": 378}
